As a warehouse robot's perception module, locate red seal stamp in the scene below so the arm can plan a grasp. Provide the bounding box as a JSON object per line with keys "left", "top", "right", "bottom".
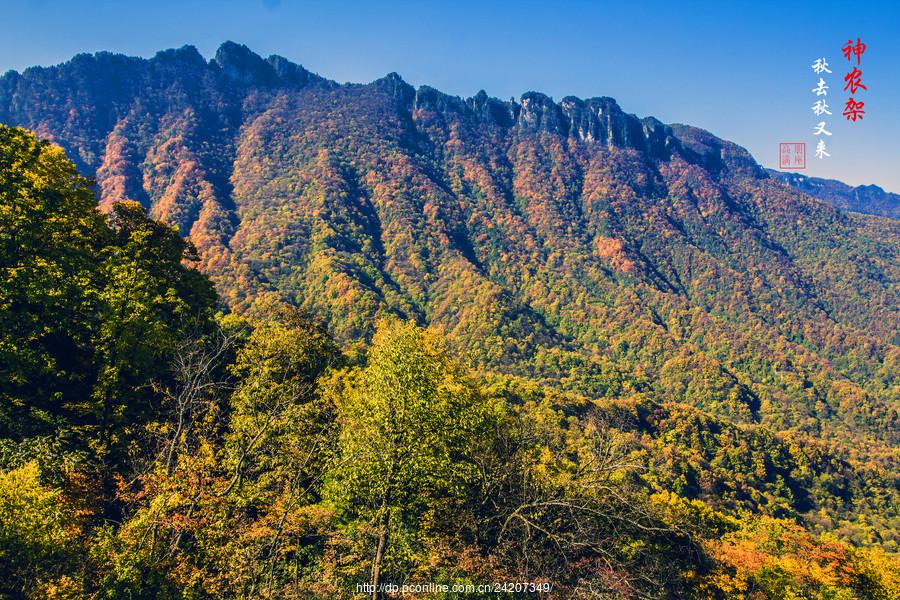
{"left": 779, "top": 142, "right": 806, "bottom": 169}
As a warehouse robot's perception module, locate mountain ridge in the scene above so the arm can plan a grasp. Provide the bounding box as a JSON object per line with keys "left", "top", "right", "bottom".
{"left": 0, "top": 42, "right": 896, "bottom": 462}
{"left": 766, "top": 167, "right": 900, "bottom": 218}
{"left": 0, "top": 44, "right": 898, "bottom": 592}
{"left": 3, "top": 32, "right": 899, "bottom": 594}
{"left": 0, "top": 42, "right": 761, "bottom": 171}
{"left": 12, "top": 41, "right": 889, "bottom": 224}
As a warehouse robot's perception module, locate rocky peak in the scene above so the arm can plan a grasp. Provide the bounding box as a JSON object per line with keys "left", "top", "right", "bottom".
{"left": 671, "top": 124, "right": 764, "bottom": 177}
{"left": 374, "top": 72, "right": 416, "bottom": 106}
{"left": 211, "top": 42, "right": 327, "bottom": 89}
{"left": 518, "top": 92, "right": 567, "bottom": 135}
{"left": 153, "top": 45, "right": 207, "bottom": 67}
{"left": 410, "top": 86, "right": 682, "bottom": 158}
{"left": 266, "top": 54, "right": 328, "bottom": 87}
{"left": 414, "top": 85, "right": 468, "bottom": 114}
{"left": 559, "top": 96, "right": 646, "bottom": 149}
{"left": 213, "top": 41, "right": 280, "bottom": 85}
{"left": 467, "top": 90, "right": 516, "bottom": 127}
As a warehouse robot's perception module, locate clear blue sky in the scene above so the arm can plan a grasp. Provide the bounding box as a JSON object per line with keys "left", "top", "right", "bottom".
{"left": 3, "top": 0, "right": 899, "bottom": 192}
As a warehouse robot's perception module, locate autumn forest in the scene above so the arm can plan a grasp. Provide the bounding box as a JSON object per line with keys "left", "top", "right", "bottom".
{"left": 0, "top": 43, "right": 897, "bottom": 598}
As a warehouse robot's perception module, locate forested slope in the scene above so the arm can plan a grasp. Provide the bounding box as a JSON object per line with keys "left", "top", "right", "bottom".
{"left": 0, "top": 41, "right": 898, "bottom": 598}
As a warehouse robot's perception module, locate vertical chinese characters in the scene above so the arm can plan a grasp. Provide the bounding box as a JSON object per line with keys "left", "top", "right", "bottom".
{"left": 842, "top": 38, "right": 867, "bottom": 122}
{"left": 811, "top": 57, "right": 832, "bottom": 159}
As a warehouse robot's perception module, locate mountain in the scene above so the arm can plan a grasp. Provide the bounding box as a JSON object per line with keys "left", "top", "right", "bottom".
{"left": 766, "top": 168, "right": 900, "bottom": 219}
{"left": 1, "top": 42, "right": 898, "bottom": 597}
{"left": 1, "top": 40, "right": 897, "bottom": 484}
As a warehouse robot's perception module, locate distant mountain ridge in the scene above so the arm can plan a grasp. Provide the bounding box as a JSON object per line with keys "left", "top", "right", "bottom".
{"left": 0, "top": 42, "right": 761, "bottom": 174}
{"left": 766, "top": 168, "right": 899, "bottom": 219}
{"left": 0, "top": 43, "right": 896, "bottom": 466}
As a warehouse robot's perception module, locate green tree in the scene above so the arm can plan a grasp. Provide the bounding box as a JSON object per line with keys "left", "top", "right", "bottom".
{"left": 0, "top": 126, "right": 107, "bottom": 439}
{"left": 324, "top": 319, "right": 491, "bottom": 596}
{"left": 0, "top": 125, "right": 217, "bottom": 503}
{"left": 90, "top": 200, "right": 216, "bottom": 480}
{"left": 216, "top": 306, "right": 340, "bottom": 594}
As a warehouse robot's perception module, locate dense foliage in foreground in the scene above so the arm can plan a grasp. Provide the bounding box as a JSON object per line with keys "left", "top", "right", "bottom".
{"left": 1, "top": 129, "right": 898, "bottom": 598}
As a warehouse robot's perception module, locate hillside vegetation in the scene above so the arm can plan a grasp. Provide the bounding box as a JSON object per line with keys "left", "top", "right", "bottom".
{"left": 0, "top": 41, "right": 898, "bottom": 598}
